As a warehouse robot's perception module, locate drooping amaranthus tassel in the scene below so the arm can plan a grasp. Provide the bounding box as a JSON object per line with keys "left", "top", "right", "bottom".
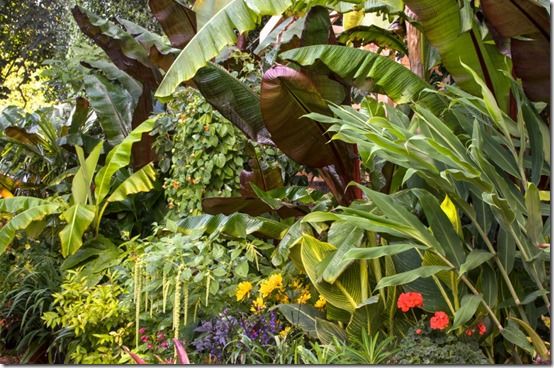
{"left": 183, "top": 285, "right": 189, "bottom": 326}
{"left": 173, "top": 266, "right": 182, "bottom": 339}
{"left": 162, "top": 269, "right": 168, "bottom": 313}
{"left": 134, "top": 257, "right": 141, "bottom": 349}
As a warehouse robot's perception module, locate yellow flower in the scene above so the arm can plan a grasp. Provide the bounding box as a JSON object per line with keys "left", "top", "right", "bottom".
{"left": 291, "top": 279, "right": 303, "bottom": 290}
{"left": 296, "top": 290, "right": 311, "bottom": 304}
{"left": 276, "top": 293, "right": 290, "bottom": 304}
{"left": 259, "top": 274, "right": 283, "bottom": 298}
{"left": 314, "top": 295, "right": 326, "bottom": 309}
{"left": 235, "top": 281, "right": 253, "bottom": 302}
{"left": 250, "top": 296, "right": 266, "bottom": 314}
{"left": 279, "top": 326, "right": 291, "bottom": 338}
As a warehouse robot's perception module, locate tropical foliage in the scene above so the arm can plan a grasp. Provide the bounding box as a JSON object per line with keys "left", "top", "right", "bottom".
{"left": 0, "top": 0, "right": 550, "bottom": 364}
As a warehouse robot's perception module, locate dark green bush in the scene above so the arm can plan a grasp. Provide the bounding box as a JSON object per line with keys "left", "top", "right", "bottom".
{"left": 387, "top": 327, "right": 489, "bottom": 365}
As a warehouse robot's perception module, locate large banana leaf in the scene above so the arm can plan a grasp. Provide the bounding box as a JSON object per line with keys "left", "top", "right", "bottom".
{"left": 59, "top": 204, "right": 96, "bottom": 258}
{"left": 279, "top": 45, "right": 444, "bottom": 108}
{"left": 71, "top": 6, "right": 157, "bottom": 86}
{"left": 481, "top": 0, "right": 550, "bottom": 102}
{"left": 403, "top": 0, "right": 511, "bottom": 111}
{"left": 105, "top": 163, "right": 157, "bottom": 203}
{"left": 73, "top": 6, "right": 160, "bottom": 167}
{"left": 84, "top": 74, "right": 133, "bottom": 145}
{"left": 0, "top": 197, "right": 53, "bottom": 214}
{"left": 155, "top": 0, "right": 292, "bottom": 98}
{"left": 202, "top": 197, "right": 273, "bottom": 216}
{"left": 0, "top": 204, "right": 60, "bottom": 254}
{"left": 193, "top": 63, "right": 273, "bottom": 144}
{"left": 82, "top": 60, "right": 142, "bottom": 106}
{"left": 94, "top": 118, "right": 156, "bottom": 205}
{"left": 260, "top": 65, "right": 357, "bottom": 204}
{"left": 149, "top": 0, "right": 197, "bottom": 48}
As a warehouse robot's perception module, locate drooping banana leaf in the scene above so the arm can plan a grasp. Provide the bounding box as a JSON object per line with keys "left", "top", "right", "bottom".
{"left": 73, "top": 6, "right": 160, "bottom": 167}
{"left": 481, "top": 0, "right": 550, "bottom": 102}
{"left": 84, "top": 74, "right": 133, "bottom": 145}
{"left": 0, "top": 204, "right": 60, "bottom": 254}
{"left": 148, "top": 0, "right": 197, "bottom": 48}
{"left": 403, "top": 0, "right": 512, "bottom": 111}
{"left": 260, "top": 65, "right": 357, "bottom": 204}
{"left": 193, "top": 63, "right": 274, "bottom": 144}
{"left": 105, "top": 163, "right": 157, "bottom": 203}
{"left": 71, "top": 6, "right": 158, "bottom": 87}
{"left": 155, "top": 0, "right": 292, "bottom": 98}
{"left": 279, "top": 45, "right": 444, "bottom": 109}
{"left": 81, "top": 60, "right": 142, "bottom": 105}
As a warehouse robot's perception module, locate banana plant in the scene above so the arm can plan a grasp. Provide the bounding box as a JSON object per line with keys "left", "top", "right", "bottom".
{"left": 0, "top": 119, "right": 158, "bottom": 257}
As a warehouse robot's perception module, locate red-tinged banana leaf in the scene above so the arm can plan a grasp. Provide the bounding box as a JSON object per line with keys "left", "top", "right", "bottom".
{"left": 404, "top": 0, "right": 512, "bottom": 112}
{"left": 260, "top": 65, "right": 357, "bottom": 205}
{"left": 72, "top": 6, "right": 159, "bottom": 167}
{"left": 71, "top": 6, "right": 158, "bottom": 89}
{"left": 240, "top": 166, "right": 283, "bottom": 198}
{"left": 481, "top": 0, "right": 550, "bottom": 103}
{"left": 202, "top": 195, "right": 311, "bottom": 218}
{"left": 148, "top": 0, "right": 196, "bottom": 48}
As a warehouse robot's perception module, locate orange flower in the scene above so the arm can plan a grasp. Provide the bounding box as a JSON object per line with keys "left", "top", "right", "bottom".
{"left": 430, "top": 311, "right": 449, "bottom": 330}
{"left": 476, "top": 322, "right": 487, "bottom": 335}
{"left": 397, "top": 292, "right": 423, "bottom": 312}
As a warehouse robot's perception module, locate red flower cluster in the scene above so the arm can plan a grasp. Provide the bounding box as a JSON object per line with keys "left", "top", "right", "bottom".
{"left": 397, "top": 292, "right": 424, "bottom": 312}
{"left": 476, "top": 322, "right": 487, "bottom": 335}
{"left": 465, "top": 322, "right": 487, "bottom": 336}
{"left": 430, "top": 311, "right": 449, "bottom": 330}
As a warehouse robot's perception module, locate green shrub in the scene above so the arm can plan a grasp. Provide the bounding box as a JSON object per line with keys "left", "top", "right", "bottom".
{"left": 42, "top": 269, "right": 132, "bottom": 364}
{"left": 387, "top": 326, "right": 489, "bottom": 364}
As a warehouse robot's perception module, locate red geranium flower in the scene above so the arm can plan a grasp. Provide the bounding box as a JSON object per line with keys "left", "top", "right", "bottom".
{"left": 397, "top": 292, "right": 424, "bottom": 312}
{"left": 465, "top": 328, "right": 473, "bottom": 336}
{"left": 430, "top": 311, "right": 449, "bottom": 330}
{"left": 415, "top": 328, "right": 423, "bottom": 335}
{"left": 476, "top": 322, "right": 487, "bottom": 335}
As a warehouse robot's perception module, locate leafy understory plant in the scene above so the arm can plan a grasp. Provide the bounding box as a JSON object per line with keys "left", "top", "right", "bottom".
{"left": 0, "top": 118, "right": 158, "bottom": 257}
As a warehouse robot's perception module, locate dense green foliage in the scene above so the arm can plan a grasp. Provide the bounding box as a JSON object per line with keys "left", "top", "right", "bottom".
{"left": 0, "top": 0, "right": 550, "bottom": 365}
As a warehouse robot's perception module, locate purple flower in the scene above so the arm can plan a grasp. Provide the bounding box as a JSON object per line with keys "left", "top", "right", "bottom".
{"left": 139, "top": 327, "right": 146, "bottom": 335}
{"left": 141, "top": 335, "right": 149, "bottom": 343}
